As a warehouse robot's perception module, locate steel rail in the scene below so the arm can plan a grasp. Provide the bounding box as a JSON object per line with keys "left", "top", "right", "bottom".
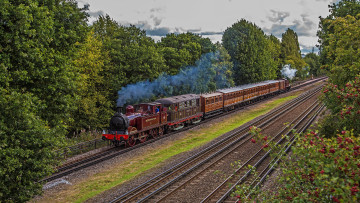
{"left": 211, "top": 102, "right": 322, "bottom": 203}
{"left": 244, "top": 104, "right": 325, "bottom": 200}
{"left": 42, "top": 77, "right": 326, "bottom": 183}
{"left": 110, "top": 85, "right": 322, "bottom": 203}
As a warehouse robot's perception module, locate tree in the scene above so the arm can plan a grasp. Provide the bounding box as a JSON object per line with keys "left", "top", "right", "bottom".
{"left": 0, "top": 0, "right": 89, "bottom": 131}
{"left": 116, "top": 48, "right": 234, "bottom": 106}
{"left": 0, "top": 89, "right": 60, "bottom": 202}
{"left": 158, "top": 32, "right": 216, "bottom": 75}
{"left": 317, "top": 0, "right": 360, "bottom": 67}
{"left": 304, "top": 52, "right": 321, "bottom": 77}
{"left": 268, "top": 35, "right": 283, "bottom": 78}
{"left": 281, "top": 28, "right": 307, "bottom": 72}
{"left": 71, "top": 31, "right": 114, "bottom": 132}
{"left": 222, "top": 19, "right": 277, "bottom": 85}
{"left": 92, "top": 15, "right": 167, "bottom": 101}
{"left": 0, "top": 0, "right": 89, "bottom": 200}
{"left": 322, "top": 15, "right": 360, "bottom": 87}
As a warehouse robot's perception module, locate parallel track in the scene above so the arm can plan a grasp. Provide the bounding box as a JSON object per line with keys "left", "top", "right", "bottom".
{"left": 41, "top": 77, "right": 326, "bottom": 183}
{"left": 202, "top": 102, "right": 324, "bottom": 202}
{"left": 109, "top": 84, "right": 323, "bottom": 203}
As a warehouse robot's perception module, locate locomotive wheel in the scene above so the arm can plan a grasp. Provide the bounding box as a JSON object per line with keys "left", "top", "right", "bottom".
{"left": 158, "top": 127, "right": 164, "bottom": 136}
{"left": 139, "top": 132, "right": 148, "bottom": 143}
{"left": 127, "top": 136, "right": 136, "bottom": 147}
{"left": 151, "top": 129, "right": 158, "bottom": 139}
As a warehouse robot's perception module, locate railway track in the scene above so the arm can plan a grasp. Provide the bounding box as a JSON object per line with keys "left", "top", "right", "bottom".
{"left": 109, "top": 83, "right": 324, "bottom": 203}
{"left": 203, "top": 102, "right": 324, "bottom": 202}
{"left": 41, "top": 77, "right": 326, "bottom": 183}
{"left": 242, "top": 105, "right": 325, "bottom": 201}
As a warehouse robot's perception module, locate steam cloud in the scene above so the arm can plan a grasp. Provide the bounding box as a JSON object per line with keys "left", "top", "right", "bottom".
{"left": 281, "top": 64, "right": 297, "bottom": 79}
{"left": 117, "top": 51, "right": 233, "bottom": 107}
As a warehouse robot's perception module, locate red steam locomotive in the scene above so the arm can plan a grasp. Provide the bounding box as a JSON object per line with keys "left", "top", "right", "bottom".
{"left": 102, "top": 79, "right": 290, "bottom": 146}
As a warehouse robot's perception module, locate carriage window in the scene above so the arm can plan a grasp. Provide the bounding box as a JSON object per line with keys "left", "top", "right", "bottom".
{"left": 179, "top": 102, "right": 184, "bottom": 109}
{"left": 215, "top": 97, "right": 218, "bottom": 102}
{"left": 197, "top": 99, "right": 200, "bottom": 106}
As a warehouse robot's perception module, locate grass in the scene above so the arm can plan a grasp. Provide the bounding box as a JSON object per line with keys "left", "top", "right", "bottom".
{"left": 37, "top": 93, "right": 300, "bottom": 203}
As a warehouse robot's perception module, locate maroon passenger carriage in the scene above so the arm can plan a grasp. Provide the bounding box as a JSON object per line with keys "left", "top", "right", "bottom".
{"left": 103, "top": 79, "right": 290, "bottom": 147}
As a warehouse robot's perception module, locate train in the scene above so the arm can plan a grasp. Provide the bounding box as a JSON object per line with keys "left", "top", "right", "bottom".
{"left": 102, "top": 79, "right": 290, "bottom": 146}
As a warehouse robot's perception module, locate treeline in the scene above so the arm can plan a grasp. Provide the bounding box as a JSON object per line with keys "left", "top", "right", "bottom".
{"left": 0, "top": 0, "right": 319, "bottom": 201}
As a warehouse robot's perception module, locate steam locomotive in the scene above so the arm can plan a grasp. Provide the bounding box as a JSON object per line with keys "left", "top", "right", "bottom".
{"left": 102, "top": 79, "right": 290, "bottom": 146}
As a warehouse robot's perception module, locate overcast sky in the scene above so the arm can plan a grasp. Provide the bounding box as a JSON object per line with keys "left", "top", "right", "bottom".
{"left": 78, "top": 0, "right": 339, "bottom": 54}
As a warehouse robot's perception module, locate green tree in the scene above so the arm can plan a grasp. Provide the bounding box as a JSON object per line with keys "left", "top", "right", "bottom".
{"left": 92, "top": 15, "right": 167, "bottom": 101}
{"left": 281, "top": 28, "right": 307, "bottom": 72}
{"left": 322, "top": 15, "right": 360, "bottom": 87}
{"left": 317, "top": 0, "right": 360, "bottom": 67}
{"left": 304, "top": 52, "right": 321, "bottom": 77}
{"left": 71, "top": 31, "right": 114, "bottom": 132}
{"left": 222, "top": 19, "right": 277, "bottom": 85}
{"left": 158, "top": 32, "right": 216, "bottom": 75}
{"left": 268, "top": 35, "right": 283, "bottom": 78}
{"left": 209, "top": 44, "right": 235, "bottom": 90}
{"left": 0, "top": 0, "right": 89, "bottom": 131}
{"left": 0, "top": 89, "right": 61, "bottom": 202}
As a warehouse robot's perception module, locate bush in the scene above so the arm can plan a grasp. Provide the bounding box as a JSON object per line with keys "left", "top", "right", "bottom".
{"left": 235, "top": 128, "right": 360, "bottom": 202}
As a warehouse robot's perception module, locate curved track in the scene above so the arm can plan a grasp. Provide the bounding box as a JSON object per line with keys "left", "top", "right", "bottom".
{"left": 109, "top": 83, "right": 324, "bottom": 203}
{"left": 41, "top": 77, "right": 326, "bottom": 183}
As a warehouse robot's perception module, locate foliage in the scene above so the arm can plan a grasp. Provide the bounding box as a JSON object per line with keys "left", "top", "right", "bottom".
{"left": 0, "top": 0, "right": 89, "bottom": 200}
{"left": 281, "top": 28, "right": 307, "bottom": 75}
{"left": 321, "top": 76, "right": 360, "bottom": 136}
{"left": 235, "top": 128, "right": 360, "bottom": 202}
{"left": 92, "top": 15, "right": 167, "bottom": 101}
{"left": 268, "top": 35, "right": 283, "bottom": 78}
{"left": 317, "top": 0, "right": 360, "bottom": 67}
{"left": 0, "top": 0, "right": 89, "bottom": 130}
{"left": 71, "top": 31, "right": 114, "bottom": 132}
{"left": 322, "top": 15, "right": 360, "bottom": 87}
{"left": 0, "top": 89, "right": 61, "bottom": 202}
{"left": 116, "top": 50, "right": 234, "bottom": 106}
{"left": 158, "top": 32, "right": 216, "bottom": 75}
{"left": 304, "top": 52, "right": 321, "bottom": 77}
{"left": 222, "top": 19, "right": 278, "bottom": 85}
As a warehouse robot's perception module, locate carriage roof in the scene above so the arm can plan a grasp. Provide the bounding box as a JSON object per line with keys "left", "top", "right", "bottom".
{"left": 217, "top": 80, "right": 280, "bottom": 94}
{"left": 155, "top": 94, "right": 200, "bottom": 105}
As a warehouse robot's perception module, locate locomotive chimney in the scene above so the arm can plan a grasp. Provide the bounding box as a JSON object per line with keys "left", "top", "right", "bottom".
{"left": 116, "top": 107, "right": 123, "bottom": 114}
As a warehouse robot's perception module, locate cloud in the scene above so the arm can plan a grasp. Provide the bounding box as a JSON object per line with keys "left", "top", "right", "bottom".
{"left": 268, "top": 10, "right": 290, "bottom": 23}
{"left": 131, "top": 20, "right": 171, "bottom": 36}
{"left": 87, "top": 10, "right": 105, "bottom": 18}
{"left": 150, "top": 7, "right": 163, "bottom": 13}
{"left": 131, "top": 20, "right": 222, "bottom": 38}
{"left": 198, "top": 31, "right": 224, "bottom": 36}
{"left": 315, "top": 0, "right": 338, "bottom": 2}
{"left": 152, "top": 16, "right": 162, "bottom": 26}
{"left": 146, "top": 27, "right": 173, "bottom": 36}
{"left": 299, "top": 43, "right": 319, "bottom": 54}
{"left": 263, "top": 13, "right": 316, "bottom": 38}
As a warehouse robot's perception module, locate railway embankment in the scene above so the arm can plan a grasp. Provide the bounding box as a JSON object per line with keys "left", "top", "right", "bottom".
{"left": 32, "top": 80, "right": 325, "bottom": 203}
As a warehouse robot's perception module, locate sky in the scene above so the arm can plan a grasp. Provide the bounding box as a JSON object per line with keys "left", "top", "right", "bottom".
{"left": 78, "top": 0, "right": 340, "bottom": 54}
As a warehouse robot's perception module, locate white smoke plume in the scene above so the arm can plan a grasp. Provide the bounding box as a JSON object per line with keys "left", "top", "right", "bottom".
{"left": 281, "top": 64, "right": 297, "bottom": 79}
